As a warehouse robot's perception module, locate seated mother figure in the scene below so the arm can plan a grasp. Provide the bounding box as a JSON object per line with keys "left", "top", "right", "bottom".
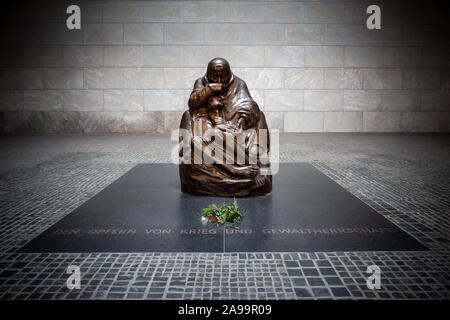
{"left": 179, "top": 57, "right": 272, "bottom": 197}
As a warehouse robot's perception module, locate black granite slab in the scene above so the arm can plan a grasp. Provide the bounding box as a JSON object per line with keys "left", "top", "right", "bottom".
{"left": 19, "top": 164, "right": 427, "bottom": 253}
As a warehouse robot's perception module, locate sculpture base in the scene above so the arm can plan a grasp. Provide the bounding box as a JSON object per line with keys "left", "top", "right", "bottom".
{"left": 19, "top": 164, "right": 426, "bottom": 253}
{"left": 179, "top": 164, "right": 272, "bottom": 197}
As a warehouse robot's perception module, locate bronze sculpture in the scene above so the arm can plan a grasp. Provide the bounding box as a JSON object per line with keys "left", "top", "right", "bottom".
{"left": 178, "top": 58, "right": 272, "bottom": 197}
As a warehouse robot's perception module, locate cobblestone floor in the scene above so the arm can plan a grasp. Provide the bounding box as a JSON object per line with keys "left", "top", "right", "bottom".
{"left": 0, "top": 133, "right": 449, "bottom": 300}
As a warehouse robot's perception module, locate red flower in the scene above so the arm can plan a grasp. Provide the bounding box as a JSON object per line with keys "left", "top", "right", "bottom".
{"left": 208, "top": 215, "right": 218, "bottom": 223}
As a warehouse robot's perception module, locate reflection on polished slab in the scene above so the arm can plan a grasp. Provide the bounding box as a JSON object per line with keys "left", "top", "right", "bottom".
{"left": 19, "top": 164, "right": 427, "bottom": 253}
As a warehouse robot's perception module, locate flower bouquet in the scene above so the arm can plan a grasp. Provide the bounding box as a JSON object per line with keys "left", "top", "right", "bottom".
{"left": 201, "top": 198, "right": 245, "bottom": 226}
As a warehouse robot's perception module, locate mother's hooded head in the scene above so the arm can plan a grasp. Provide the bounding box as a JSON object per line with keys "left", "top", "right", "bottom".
{"left": 205, "top": 57, "right": 233, "bottom": 85}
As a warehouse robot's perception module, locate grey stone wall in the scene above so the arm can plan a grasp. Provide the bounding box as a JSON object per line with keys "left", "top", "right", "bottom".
{"left": 0, "top": 0, "right": 449, "bottom": 133}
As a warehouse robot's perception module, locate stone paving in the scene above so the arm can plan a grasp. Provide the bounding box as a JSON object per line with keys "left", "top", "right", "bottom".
{"left": 0, "top": 133, "right": 449, "bottom": 300}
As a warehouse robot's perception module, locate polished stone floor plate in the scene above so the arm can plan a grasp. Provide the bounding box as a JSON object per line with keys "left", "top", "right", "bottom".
{"left": 19, "top": 164, "right": 427, "bottom": 253}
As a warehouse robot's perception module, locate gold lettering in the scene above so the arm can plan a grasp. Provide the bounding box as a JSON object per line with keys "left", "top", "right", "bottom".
{"left": 145, "top": 229, "right": 172, "bottom": 235}
{"left": 226, "top": 228, "right": 252, "bottom": 234}
{"left": 87, "top": 229, "right": 136, "bottom": 235}
{"left": 179, "top": 228, "right": 217, "bottom": 235}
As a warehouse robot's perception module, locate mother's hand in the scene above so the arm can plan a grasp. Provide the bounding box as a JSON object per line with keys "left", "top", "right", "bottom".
{"left": 207, "top": 83, "right": 223, "bottom": 92}
{"left": 215, "top": 122, "right": 240, "bottom": 133}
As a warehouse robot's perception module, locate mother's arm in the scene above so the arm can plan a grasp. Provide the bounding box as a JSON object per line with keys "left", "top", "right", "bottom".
{"left": 188, "top": 79, "right": 221, "bottom": 111}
